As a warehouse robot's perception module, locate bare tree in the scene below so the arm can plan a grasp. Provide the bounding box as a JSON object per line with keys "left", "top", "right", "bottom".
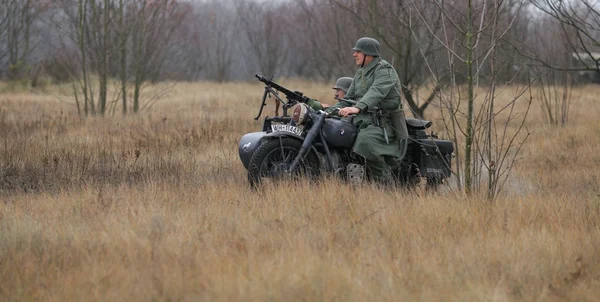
{"left": 330, "top": 0, "right": 445, "bottom": 117}
{"left": 118, "top": 0, "right": 129, "bottom": 115}
{"left": 0, "top": 0, "right": 48, "bottom": 82}
{"left": 235, "top": 0, "right": 291, "bottom": 78}
{"left": 285, "top": 0, "right": 358, "bottom": 80}
{"left": 84, "top": 0, "right": 115, "bottom": 114}
{"left": 534, "top": 69, "right": 575, "bottom": 127}
{"left": 160, "top": 1, "right": 208, "bottom": 81}
{"left": 530, "top": 0, "right": 600, "bottom": 73}
{"left": 77, "top": 0, "right": 94, "bottom": 116}
{"left": 130, "top": 0, "right": 182, "bottom": 112}
{"left": 50, "top": 0, "right": 112, "bottom": 116}
{"left": 507, "top": 1, "right": 584, "bottom": 128}
{"left": 200, "top": 1, "right": 237, "bottom": 82}
{"left": 413, "top": 0, "right": 533, "bottom": 199}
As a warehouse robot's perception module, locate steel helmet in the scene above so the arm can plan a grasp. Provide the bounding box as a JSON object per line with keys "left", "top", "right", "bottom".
{"left": 352, "top": 37, "right": 381, "bottom": 57}
{"left": 332, "top": 77, "right": 353, "bottom": 93}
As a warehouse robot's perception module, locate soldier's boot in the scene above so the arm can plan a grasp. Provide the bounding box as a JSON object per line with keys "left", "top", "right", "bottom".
{"left": 366, "top": 157, "right": 394, "bottom": 189}
{"left": 387, "top": 140, "right": 408, "bottom": 178}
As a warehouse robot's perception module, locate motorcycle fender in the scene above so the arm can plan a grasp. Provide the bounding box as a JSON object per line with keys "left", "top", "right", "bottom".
{"left": 239, "top": 132, "right": 267, "bottom": 169}
{"left": 261, "top": 132, "right": 322, "bottom": 166}
{"left": 263, "top": 131, "right": 304, "bottom": 141}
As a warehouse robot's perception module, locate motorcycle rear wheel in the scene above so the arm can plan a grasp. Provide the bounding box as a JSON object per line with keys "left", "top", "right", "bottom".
{"left": 247, "top": 137, "right": 320, "bottom": 187}
{"left": 426, "top": 175, "right": 444, "bottom": 191}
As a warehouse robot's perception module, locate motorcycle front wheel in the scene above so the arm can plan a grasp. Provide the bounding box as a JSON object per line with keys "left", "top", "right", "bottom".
{"left": 247, "top": 137, "right": 320, "bottom": 187}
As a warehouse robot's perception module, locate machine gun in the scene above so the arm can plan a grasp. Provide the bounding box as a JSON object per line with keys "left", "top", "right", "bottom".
{"left": 254, "top": 74, "right": 312, "bottom": 120}
{"left": 255, "top": 74, "right": 310, "bottom": 103}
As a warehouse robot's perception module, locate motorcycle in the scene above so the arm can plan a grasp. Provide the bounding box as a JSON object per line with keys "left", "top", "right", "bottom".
{"left": 238, "top": 74, "right": 454, "bottom": 189}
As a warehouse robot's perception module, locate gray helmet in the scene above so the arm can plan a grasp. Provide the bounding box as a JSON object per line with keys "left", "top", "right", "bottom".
{"left": 332, "top": 77, "right": 353, "bottom": 93}
{"left": 352, "top": 37, "right": 381, "bottom": 57}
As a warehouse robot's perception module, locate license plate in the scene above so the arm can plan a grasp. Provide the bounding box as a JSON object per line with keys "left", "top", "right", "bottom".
{"left": 271, "top": 124, "right": 303, "bottom": 136}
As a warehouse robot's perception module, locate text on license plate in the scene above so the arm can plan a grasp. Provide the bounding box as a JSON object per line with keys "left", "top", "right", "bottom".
{"left": 271, "top": 124, "right": 303, "bottom": 136}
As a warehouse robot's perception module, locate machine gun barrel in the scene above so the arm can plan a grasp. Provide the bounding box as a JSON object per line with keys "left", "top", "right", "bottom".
{"left": 255, "top": 74, "right": 309, "bottom": 104}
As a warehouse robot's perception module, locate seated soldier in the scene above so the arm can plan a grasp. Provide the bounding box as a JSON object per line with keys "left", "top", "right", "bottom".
{"left": 334, "top": 37, "right": 409, "bottom": 185}
{"left": 306, "top": 77, "right": 353, "bottom": 110}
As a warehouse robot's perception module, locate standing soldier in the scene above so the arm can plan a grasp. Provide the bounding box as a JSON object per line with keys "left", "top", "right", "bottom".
{"left": 306, "top": 77, "right": 354, "bottom": 110}
{"left": 336, "top": 37, "right": 409, "bottom": 185}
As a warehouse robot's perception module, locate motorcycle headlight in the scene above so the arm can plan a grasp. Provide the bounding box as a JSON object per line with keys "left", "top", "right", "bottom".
{"left": 292, "top": 103, "right": 309, "bottom": 125}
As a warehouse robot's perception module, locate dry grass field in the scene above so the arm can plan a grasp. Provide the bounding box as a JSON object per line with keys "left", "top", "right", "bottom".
{"left": 0, "top": 80, "right": 599, "bottom": 301}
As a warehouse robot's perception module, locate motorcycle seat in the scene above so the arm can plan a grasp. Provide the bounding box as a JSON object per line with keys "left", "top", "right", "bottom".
{"left": 406, "top": 118, "right": 432, "bottom": 130}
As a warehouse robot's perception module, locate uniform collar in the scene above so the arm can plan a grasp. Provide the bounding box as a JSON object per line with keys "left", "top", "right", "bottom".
{"left": 360, "top": 57, "right": 381, "bottom": 73}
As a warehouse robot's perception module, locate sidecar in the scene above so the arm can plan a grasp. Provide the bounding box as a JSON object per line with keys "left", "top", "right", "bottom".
{"left": 404, "top": 118, "right": 454, "bottom": 182}
{"left": 239, "top": 131, "right": 266, "bottom": 170}
{"left": 239, "top": 115, "right": 300, "bottom": 169}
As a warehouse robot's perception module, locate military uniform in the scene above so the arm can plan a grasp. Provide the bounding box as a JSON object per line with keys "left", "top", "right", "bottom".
{"left": 307, "top": 98, "right": 325, "bottom": 111}
{"left": 331, "top": 38, "right": 409, "bottom": 183}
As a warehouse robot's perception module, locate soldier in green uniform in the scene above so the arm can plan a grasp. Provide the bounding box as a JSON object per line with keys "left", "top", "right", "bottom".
{"left": 306, "top": 77, "right": 353, "bottom": 110}
{"left": 335, "top": 37, "right": 409, "bottom": 184}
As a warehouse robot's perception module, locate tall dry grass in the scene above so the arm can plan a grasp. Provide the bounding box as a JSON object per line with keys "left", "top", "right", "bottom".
{"left": 0, "top": 81, "right": 599, "bottom": 301}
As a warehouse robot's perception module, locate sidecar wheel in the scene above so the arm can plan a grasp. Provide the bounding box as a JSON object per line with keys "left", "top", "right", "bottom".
{"left": 247, "top": 137, "right": 320, "bottom": 186}
{"left": 393, "top": 162, "right": 421, "bottom": 190}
